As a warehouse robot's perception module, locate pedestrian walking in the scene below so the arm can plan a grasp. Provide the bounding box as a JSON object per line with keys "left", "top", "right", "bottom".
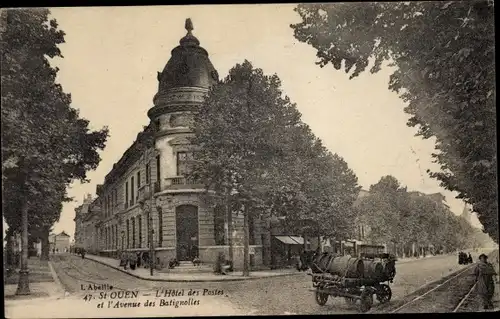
{"left": 81, "top": 248, "right": 86, "bottom": 259}
{"left": 474, "top": 254, "right": 498, "bottom": 310}
{"left": 120, "top": 251, "right": 128, "bottom": 270}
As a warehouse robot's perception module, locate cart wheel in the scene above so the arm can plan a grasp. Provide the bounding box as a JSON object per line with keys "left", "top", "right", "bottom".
{"left": 358, "top": 290, "right": 373, "bottom": 313}
{"left": 376, "top": 284, "right": 392, "bottom": 304}
{"left": 315, "top": 288, "right": 329, "bottom": 306}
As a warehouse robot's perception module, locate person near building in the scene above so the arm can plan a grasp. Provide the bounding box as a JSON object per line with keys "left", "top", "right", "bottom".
{"left": 128, "top": 251, "right": 137, "bottom": 270}
{"left": 474, "top": 254, "right": 497, "bottom": 310}
{"left": 120, "top": 251, "right": 128, "bottom": 270}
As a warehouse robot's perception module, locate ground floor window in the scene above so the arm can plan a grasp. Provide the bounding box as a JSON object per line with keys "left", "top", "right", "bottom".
{"left": 132, "top": 217, "right": 136, "bottom": 248}
{"left": 138, "top": 216, "right": 142, "bottom": 248}
{"left": 126, "top": 219, "right": 130, "bottom": 249}
{"left": 249, "top": 214, "right": 255, "bottom": 245}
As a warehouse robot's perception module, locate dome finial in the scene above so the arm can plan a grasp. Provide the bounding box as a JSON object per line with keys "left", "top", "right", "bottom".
{"left": 179, "top": 18, "right": 200, "bottom": 46}
{"left": 185, "top": 18, "right": 193, "bottom": 33}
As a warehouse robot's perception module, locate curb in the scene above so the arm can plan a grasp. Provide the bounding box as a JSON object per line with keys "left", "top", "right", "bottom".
{"left": 85, "top": 256, "right": 305, "bottom": 282}
{"left": 48, "top": 260, "right": 68, "bottom": 298}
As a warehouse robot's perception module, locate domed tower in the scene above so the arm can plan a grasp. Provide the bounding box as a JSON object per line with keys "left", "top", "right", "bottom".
{"left": 148, "top": 18, "right": 218, "bottom": 188}
{"left": 147, "top": 19, "right": 220, "bottom": 263}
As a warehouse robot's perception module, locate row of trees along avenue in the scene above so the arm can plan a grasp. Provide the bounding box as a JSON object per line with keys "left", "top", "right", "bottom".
{"left": 1, "top": 9, "right": 109, "bottom": 294}
{"left": 356, "top": 175, "right": 494, "bottom": 258}
{"left": 291, "top": 2, "right": 497, "bottom": 243}
{"left": 189, "top": 61, "right": 361, "bottom": 276}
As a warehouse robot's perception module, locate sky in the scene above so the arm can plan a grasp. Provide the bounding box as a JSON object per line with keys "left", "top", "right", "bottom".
{"left": 4, "top": 4, "right": 483, "bottom": 240}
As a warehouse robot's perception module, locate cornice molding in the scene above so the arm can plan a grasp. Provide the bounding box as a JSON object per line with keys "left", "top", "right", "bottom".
{"left": 148, "top": 104, "right": 200, "bottom": 119}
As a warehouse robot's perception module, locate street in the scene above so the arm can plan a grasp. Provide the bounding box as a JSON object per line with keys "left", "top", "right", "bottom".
{"left": 44, "top": 252, "right": 478, "bottom": 316}
{"left": 5, "top": 250, "right": 495, "bottom": 318}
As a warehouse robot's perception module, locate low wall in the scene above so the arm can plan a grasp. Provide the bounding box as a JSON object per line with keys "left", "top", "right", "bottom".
{"left": 199, "top": 245, "right": 263, "bottom": 270}
{"left": 95, "top": 246, "right": 264, "bottom": 270}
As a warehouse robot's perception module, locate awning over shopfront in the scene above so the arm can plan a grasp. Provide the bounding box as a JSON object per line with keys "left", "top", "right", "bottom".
{"left": 274, "top": 236, "right": 311, "bottom": 245}
{"left": 288, "top": 236, "right": 311, "bottom": 245}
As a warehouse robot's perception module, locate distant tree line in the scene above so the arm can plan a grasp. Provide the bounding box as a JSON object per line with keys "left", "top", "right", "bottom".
{"left": 356, "top": 175, "right": 494, "bottom": 257}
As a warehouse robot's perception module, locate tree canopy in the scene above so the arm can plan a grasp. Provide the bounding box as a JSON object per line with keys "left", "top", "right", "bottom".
{"left": 291, "top": 1, "right": 497, "bottom": 242}
{"left": 190, "top": 60, "right": 360, "bottom": 239}
{"left": 1, "top": 9, "right": 108, "bottom": 237}
{"left": 356, "top": 175, "right": 490, "bottom": 255}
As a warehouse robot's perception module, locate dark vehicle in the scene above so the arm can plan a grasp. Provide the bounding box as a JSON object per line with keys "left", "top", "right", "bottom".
{"left": 458, "top": 251, "right": 473, "bottom": 265}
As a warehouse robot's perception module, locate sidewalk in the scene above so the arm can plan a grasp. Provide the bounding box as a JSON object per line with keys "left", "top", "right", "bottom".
{"left": 395, "top": 252, "right": 455, "bottom": 265}
{"left": 85, "top": 254, "right": 303, "bottom": 282}
{"left": 395, "top": 248, "right": 486, "bottom": 265}
{"left": 4, "top": 259, "right": 66, "bottom": 305}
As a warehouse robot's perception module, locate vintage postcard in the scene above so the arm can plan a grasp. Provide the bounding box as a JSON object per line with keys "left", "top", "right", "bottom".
{"left": 2, "top": 2, "right": 498, "bottom": 318}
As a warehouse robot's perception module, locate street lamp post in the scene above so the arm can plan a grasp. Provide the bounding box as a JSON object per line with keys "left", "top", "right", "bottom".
{"left": 140, "top": 190, "right": 155, "bottom": 276}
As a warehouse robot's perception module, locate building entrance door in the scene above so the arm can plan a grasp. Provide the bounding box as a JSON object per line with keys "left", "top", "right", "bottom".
{"left": 175, "top": 205, "right": 199, "bottom": 261}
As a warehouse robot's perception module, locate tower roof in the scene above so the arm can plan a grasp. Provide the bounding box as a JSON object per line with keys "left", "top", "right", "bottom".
{"left": 156, "top": 18, "right": 218, "bottom": 94}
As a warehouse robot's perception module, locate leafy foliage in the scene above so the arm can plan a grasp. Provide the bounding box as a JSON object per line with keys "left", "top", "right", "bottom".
{"left": 357, "top": 175, "right": 490, "bottom": 254}
{"left": 1, "top": 9, "right": 109, "bottom": 235}
{"left": 190, "top": 60, "right": 360, "bottom": 240}
{"left": 291, "top": 1, "right": 497, "bottom": 242}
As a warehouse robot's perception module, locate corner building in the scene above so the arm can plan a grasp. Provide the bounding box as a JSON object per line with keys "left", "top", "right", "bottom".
{"left": 74, "top": 20, "right": 265, "bottom": 269}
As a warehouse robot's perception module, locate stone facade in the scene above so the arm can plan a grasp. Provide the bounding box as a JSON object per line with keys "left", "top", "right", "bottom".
{"left": 73, "top": 20, "right": 265, "bottom": 269}
{"left": 49, "top": 231, "right": 71, "bottom": 253}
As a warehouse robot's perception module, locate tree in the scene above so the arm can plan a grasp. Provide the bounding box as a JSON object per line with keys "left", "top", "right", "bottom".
{"left": 291, "top": 2, "right": 497, "bottom": 242}
{"left": 1, "top": 9, "right": 108, "bottom": 294}
{"left": 191, "top": 60, "right": 360, "bottom": 273}
{"left": 191, "top": 61, "right": 306, "bottom": 275}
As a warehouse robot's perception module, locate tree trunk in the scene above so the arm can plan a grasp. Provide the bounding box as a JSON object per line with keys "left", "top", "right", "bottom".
{"left": 40, "top": 226, "right": 50, "bottom": 261}
{"left": 16, "top": 202, "right": 30, "bottom": 295}
{"left": 243, "top": 207, "right": 250, "bottom": 276}
{"left": 226, "top": 191, "right": 233, "bottom": 264}
{"left": 267, "top": 218, "right": 272, "bottom": 266}
{"left": 303, "top": 233, "right": 308, "bottom": 251}
{"left": 5, "top": 231, "right": 14, "bottom": 268}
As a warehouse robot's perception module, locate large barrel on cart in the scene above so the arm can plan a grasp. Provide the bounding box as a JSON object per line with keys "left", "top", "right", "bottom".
{"left": 309, "top": 251, "right": 396, "bottom": 313}
{"left": 311, "top": 253, "right": 365, "bottom": 278}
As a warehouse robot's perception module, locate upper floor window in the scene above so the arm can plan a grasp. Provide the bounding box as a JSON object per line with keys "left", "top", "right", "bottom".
{"left": 145, "top": 163, "right": 150, "bottom": 184}
{"left": 108, "top": 194, "right": 112, "bottom": 214}
{"left": 131, "top": 176, "right": 135, "bottom": 206}
{"left": 125, "top": 182, "right": 129, "bottom": 208}
{"left": 137, "top": 171, "right": 141, "bottom": 189}
{"left": 156, "top": 155, "right": 161, "bottom": 186}
{"left": 177, "top": 152, "right": 194, "bottom": 176}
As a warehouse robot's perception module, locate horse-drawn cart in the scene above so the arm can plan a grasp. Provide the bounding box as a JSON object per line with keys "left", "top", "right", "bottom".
{"left": 308, "top": 252, "right": 396, "bottom": 313}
